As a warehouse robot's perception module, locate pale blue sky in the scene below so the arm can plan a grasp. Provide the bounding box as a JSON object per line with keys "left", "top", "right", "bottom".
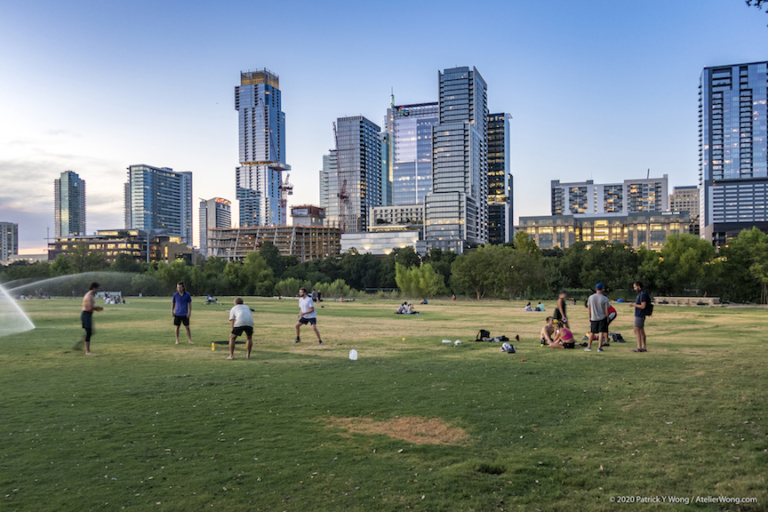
{"left": 0, "top": 0, "right": 766, "bottom": 250}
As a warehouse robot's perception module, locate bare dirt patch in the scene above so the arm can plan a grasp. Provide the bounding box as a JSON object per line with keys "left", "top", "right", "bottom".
{"left": 325, "top": 416, "right": 469, "bottom": 446}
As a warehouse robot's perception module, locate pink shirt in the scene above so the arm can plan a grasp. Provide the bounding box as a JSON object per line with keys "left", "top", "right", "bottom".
{"left": 560, "top": 328, "right": 573, "bottom": 341}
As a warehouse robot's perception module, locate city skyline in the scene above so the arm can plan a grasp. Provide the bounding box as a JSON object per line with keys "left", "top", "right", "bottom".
{"left": 1, "top": 0, "right": 766, "bottom": 252}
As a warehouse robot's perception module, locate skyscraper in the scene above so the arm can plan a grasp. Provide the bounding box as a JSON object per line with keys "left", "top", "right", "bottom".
{"left": 699, "top": 61, "right": 768, "bottom": 244}
{"left": 54, "top": 170, "right": 86, "bottom": 238}
{"left": 319, "top": 152, "right": 335, "bottom": 209}
{"left": 326, "top": 116, "right": 381, "bottom": 232}
{"left": 386, "top": 101, "right": 439, "bottom": 206}
{"left": 235, "top": 69, "right": 289, "bottom": 227}
{"left": 199, "top": 197, "right": 232, "bottom": 256}
{"left": 0, "top": 221, "right": 18, "bottom": 263}
{"left": 124, "top": 165, "right": 193, "bottom": 245}
{"left": 488, "top": 113, "right": 512, "bottom": 244}
{"left": 424, "top": 66, "right": 489, "bottom": 252}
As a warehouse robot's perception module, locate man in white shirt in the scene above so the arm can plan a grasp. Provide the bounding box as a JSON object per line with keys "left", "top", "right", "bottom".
{"left": 228, "top": 297, "right": 254, "bottom": 360}
{"left": 294, "top": 287, "right": 323, "bottom": 345}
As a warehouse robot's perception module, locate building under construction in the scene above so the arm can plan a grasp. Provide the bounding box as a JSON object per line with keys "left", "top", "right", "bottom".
{"left": 208, "top": 225, "right": 341, "bottom": 262}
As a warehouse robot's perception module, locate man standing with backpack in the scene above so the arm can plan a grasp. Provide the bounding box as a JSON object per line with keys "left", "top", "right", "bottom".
{"left": 629, "top": 281, "right": 650, "bottom": 353}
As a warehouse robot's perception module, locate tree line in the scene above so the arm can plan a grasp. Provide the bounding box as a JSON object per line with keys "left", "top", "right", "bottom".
{"left": 3, "top": 228, "right": 768, "bottom": 303}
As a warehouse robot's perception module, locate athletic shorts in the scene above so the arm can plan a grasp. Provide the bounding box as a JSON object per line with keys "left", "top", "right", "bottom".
{"left": 298, "top": 317, "right": 316, "bottom": 325}
{"left": 634, "top": 316, "right": 645, "bottom": 328}
{"left": 608, "top": 312, "right": 617, "bottom": 322}
{"left": 232, "top": 325, "right": 253, "bottom": 337}
{"left": 81, "top": 311, "right": 93, "bottom": 330}
{"left": 590, "top": 318, "right": 608, "bottom": 334}
{"left": 174, "top": 315, "right": 190, "bottom": 326}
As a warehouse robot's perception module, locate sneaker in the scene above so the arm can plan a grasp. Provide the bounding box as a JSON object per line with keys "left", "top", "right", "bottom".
{"left": 318, "top": 340, "right": 323, "bottom": 345}
{"left": 584, "top": 347, "right": 592, "bottom": 351}
{"left": 597, "top": 348, "right": 604, "bottom": 352}
{"left": 293, "top": 338, "right": 301, "bottom": 344}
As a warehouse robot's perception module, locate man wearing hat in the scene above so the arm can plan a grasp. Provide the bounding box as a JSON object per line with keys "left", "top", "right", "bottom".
{"left": 586, "top": 283, "right": 610, "bottom": 352}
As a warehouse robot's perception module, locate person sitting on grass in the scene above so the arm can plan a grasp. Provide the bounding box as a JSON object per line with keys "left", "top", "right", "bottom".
{"left": 547, "top": 323, "right": 574, "bottom": 349}
{"left": 396, "top": 302, "right": 407, "bottom": 314}
{"left": 406, "top": 302, "right": 420, "bottom": 315}
{"left": 228, "top": 297, "right": 254, "bottom": 360}
{"left": 540, "top": 316, "right": 556, "bottom": 345}
{"left": 420, "top": 298, "right": 429, "bottom": 305}
{"left": 535, "top": 301, "right": 545, "bottom": 312}
{"left": 525, "top": 302, "right": 533, "bottom": 312}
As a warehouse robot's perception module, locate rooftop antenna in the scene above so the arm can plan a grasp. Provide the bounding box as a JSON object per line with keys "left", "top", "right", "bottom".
{"left": 647, "top": 168, "right": 650, "bottom": 179}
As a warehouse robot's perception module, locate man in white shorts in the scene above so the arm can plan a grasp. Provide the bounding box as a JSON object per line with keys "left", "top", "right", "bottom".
{"left": 294, "top": 287, "right": 323, "bottom": 345}
{"left": 228, "top": 297, "right": 254, "bottom": 360}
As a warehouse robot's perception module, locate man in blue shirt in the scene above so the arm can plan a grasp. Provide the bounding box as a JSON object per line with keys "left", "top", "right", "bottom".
{"left": 172, "top": 281, "right": 193, "bottom": 345}
{"left": 629, "top": 281, "right": 649, "bottom": 352}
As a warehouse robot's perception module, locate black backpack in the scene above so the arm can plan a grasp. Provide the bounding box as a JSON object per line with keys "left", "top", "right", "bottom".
{"left": 644, "top": 293, "right": 654, "bottom": 317}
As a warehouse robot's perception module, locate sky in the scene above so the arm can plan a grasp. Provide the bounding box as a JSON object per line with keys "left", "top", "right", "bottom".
{"left": 1, "top": 0, "right": 766, "bottom": 252}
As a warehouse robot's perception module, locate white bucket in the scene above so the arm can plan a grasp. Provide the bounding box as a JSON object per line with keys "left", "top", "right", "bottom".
{"left": 349, "top": 349, "right": 358, "bottom": 361}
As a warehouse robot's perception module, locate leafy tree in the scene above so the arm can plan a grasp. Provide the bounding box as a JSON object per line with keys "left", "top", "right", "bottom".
{"left": 112, "top": 253, "right": 141, "bottom": 273}
{"left": 511, "top": 230, "right": 541, "bottom": 257}
{"left": 395, "top": 246, "right": 420, "bottom": 268}
{"left": 395, "top": 263, "right": 448, "bottom": 298}
{"left": 450, "top": 247, "right": 495, "bottom": 299}
{"left": 130, "top": 273, "right": 164, "bottom": 296}
{"left": 639, "top": 234, "right": 717, "bottom": 296}
{"left": 275, "top": 277, "right": 306, "bottom": 297}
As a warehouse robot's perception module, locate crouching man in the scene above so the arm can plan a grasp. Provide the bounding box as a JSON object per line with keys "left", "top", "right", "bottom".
{"left": 228, "top": 297, "right": 254, "bottom": 360}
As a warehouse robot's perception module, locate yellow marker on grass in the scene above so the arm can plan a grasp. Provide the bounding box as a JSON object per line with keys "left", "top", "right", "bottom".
{"left": 211, "top": 342, "right": 215, "bottom": 351}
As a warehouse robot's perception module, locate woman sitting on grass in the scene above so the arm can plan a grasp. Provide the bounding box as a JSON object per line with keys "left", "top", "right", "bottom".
{"left": 544, "top": 323, "right": 574, "bottom": 348}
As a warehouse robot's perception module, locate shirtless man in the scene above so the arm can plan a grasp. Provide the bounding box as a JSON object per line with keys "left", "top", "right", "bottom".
{"left": 79, "top": 282, "right": 102, "bottom": 355}
{"left": 540, "top": 316, "right": 556, "bottom": 346}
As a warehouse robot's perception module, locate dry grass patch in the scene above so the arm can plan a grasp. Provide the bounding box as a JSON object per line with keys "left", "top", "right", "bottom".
{"left": 325, "top": 415, "right": 470, "bottom": 446}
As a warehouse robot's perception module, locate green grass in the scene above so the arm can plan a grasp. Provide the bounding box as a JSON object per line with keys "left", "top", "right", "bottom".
{"left": 1, "top": 297, "right": 766, "bottom": 511}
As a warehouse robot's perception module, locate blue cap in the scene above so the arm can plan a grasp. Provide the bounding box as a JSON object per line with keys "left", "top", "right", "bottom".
{"left": 595, "top": 283, "right": 604, "bottom": 290}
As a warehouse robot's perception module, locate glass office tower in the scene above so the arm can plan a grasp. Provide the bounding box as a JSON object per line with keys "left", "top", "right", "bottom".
{"left": 700, "top": 61, "right": 768, "bottom": 244}
{"left": 388, "top": 102, "right": 439, "bottom": 206}
{"left": 124, "top": 165, "right": 193, "bottom": 245}
{"left": 488, "top": 113, "right": 512, "bottom": 244}
{"left": 326, "top": 116, "right": 381, "bottom": 232}
{"left": 235, "top": 69, "right": 289, "bottom": 227}
{"left": 424, "top": 66, "right": 489, "bottom": 252}
{"left": 54, "top": 170, "right": 86, "bottom": 238}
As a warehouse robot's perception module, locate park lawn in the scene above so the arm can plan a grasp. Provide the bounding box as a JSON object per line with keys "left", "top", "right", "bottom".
{"left": 0, "top": 297, "right": 766, "bottom": 512}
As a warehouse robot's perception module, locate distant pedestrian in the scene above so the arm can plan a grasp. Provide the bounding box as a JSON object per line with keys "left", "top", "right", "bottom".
{"left": 172, "top": 281, "right": 193, "bottom": 344}
{"left": 586, "top": 283, "right": 610, "bottom": 352}
{"left": 77, "top": 282, "right": 102, "bottom": 355}
{"left": 629, "top": 281, "right": 650, "bottom": 352}
{"left": 228, "top": 297, "right": 254, "bottom": 360}
{"left": 294, "top": 287, "right": 322, "bottom": 345}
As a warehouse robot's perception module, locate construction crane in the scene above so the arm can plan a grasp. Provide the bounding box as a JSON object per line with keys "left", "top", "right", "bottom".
{"left": 333, "top": 122, "right": 351, "bottom": 233}
{"left": 279, "top": 173, "right": 293, "bottom": 224}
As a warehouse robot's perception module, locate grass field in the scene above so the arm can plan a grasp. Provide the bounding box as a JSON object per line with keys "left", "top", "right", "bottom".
{"left": 1, "top": 296, "right": 766, "bottom": 511}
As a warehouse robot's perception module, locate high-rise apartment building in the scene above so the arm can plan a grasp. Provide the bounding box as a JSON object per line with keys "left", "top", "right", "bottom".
{"left": 326, "top": 116, "right": 381, "bottom": 232}
{"left": 54, "top": 170, "right": 86, "bottom": 238}
{"left": 384, "top": 101, "right": 439, "bottom": 206}
{"left": 0, "top": 221, "right": 18, "bottom": 262}
{"left": 235, "top": 69, "right": 289, "bottom": 227}
{"left": 699, "top": 61, "right": 768, "bottom": 244}
{"left": 669, "top": 186, "right": 699, "bottom": 218}
{"left": 199, "top": 197, "right": 232, "bottom": 256}
{"left": 551, "top": 176, "right": 668, "bottom": 217}
{"left": 488, "top": 113, "right": 512, "bottom": 244}
{"left": 319, "top": 152, "right": 335, "bottom": 209}
{"left": 124, "top": 165, "right": 193, "bottom": 245}
{"left": 424, "top": 66, "right": 489, "bottom": 252}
